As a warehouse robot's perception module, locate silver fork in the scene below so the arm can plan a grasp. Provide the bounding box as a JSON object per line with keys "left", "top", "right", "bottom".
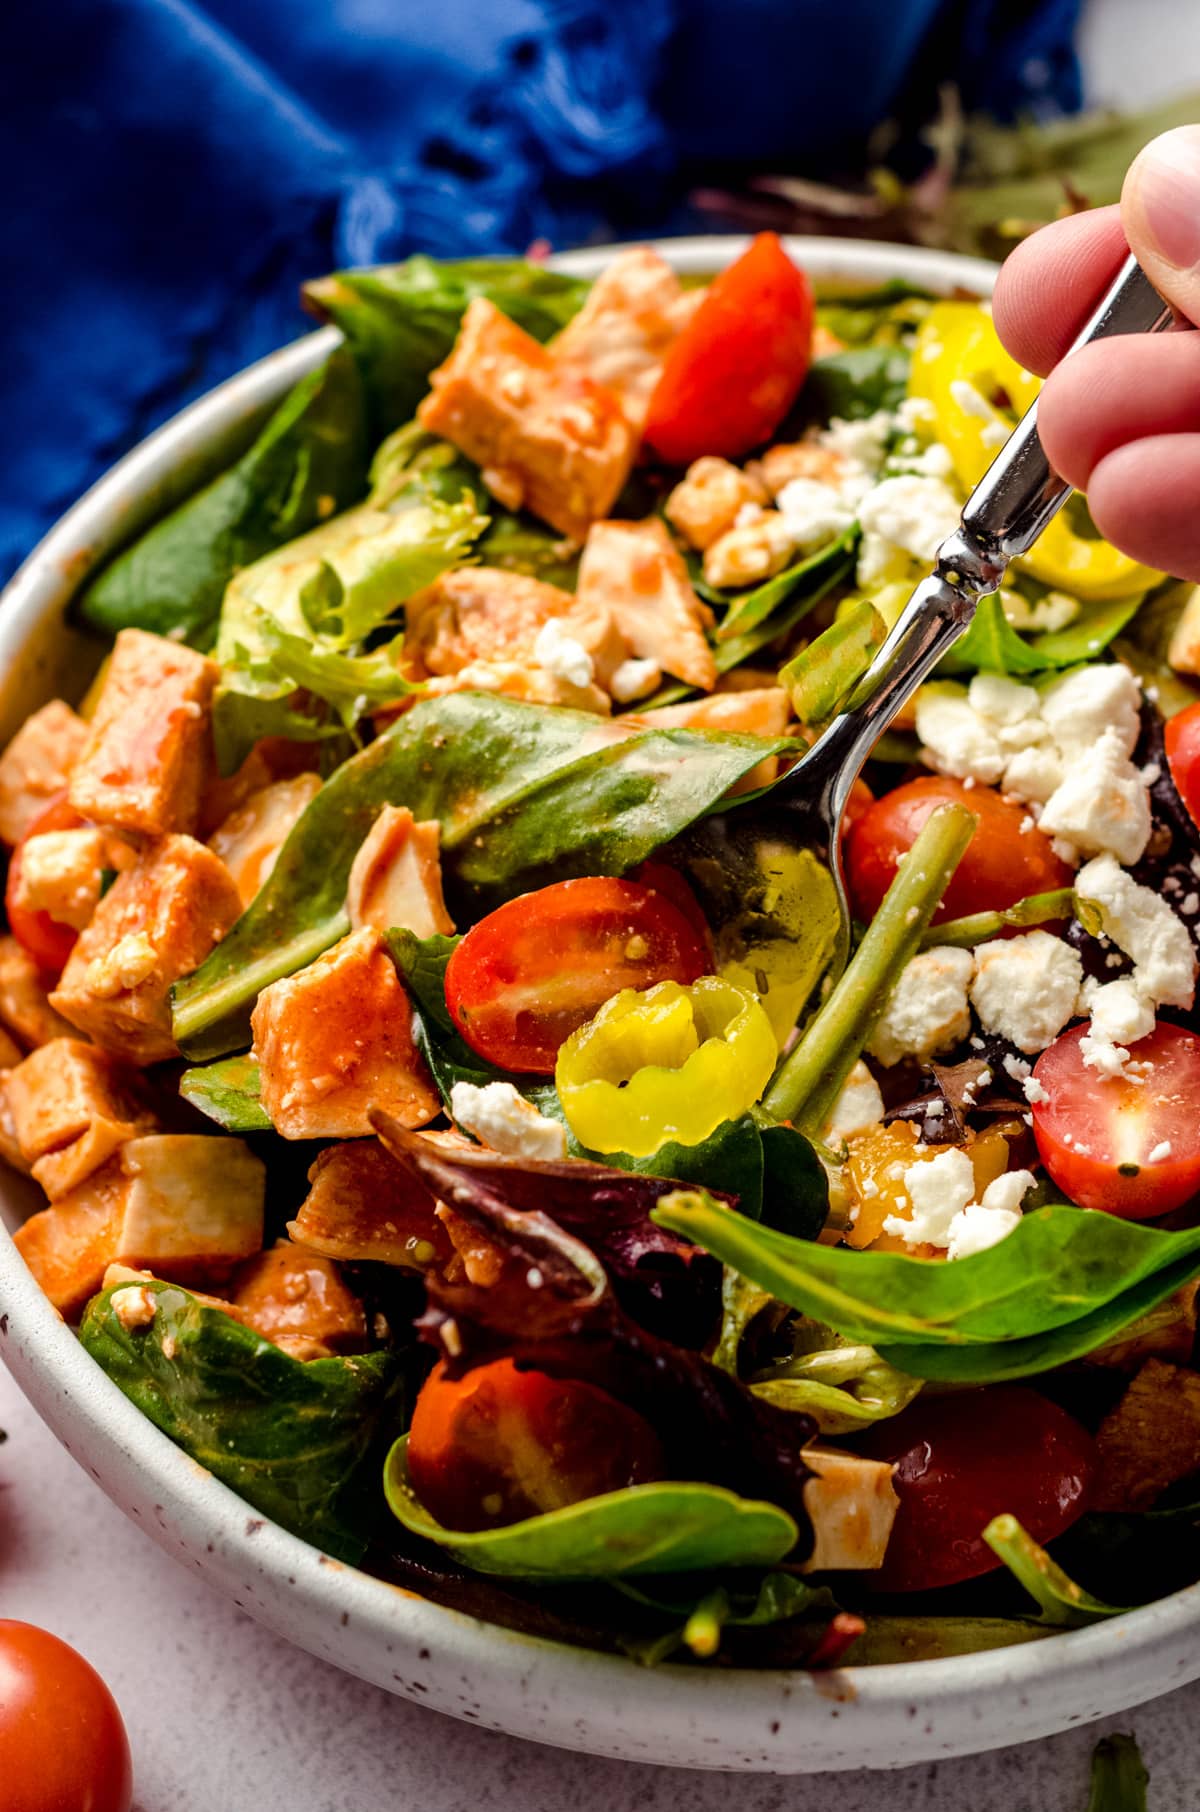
{"left": 675, "top": 254, "right": 1176, "bottom": 1009}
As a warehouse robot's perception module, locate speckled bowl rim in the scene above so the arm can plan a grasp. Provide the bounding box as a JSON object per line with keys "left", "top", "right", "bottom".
{"left": 3, "top": 236, "right": 1198, "bottom": 1774}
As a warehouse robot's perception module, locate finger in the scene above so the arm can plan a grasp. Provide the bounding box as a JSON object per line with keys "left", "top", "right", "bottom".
{"left": 1122, "top": 127, "right": 1200, "bottom": 327}
{"left": 991, "top": 207, "right": 1128, "bottom": 376}
{"left": 1036, "top": 333, "right": 1200, "bottom": 492}
{"left": 1086, "top": 434, "right": 1200, "bottom": 582}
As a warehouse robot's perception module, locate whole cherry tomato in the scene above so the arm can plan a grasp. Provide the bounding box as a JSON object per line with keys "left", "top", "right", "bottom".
{"left": 407, "top": 1359, "right": 664, "bottom": 1530}
{"left": 0, "top": 1620, "right": 133, "bottom": 1812}
{"left": 856, "top": 1387, "right": 1096, "bottom": 1594}
{"left": 1165, "top": 701, "right": 1200, "bottom": 830}
{"left": 4, "top": 793, "right": 87, "bottom": 977}
{"left": 643, "top": 234, "right": 815, "bottom": 465}
{"left": 1031, "top": 1020, "right": 1200, "bottom": 1217}
{"left": 444, "top": 876, "right": 711, "bottom": 1073}
{"left": 845, "top": 775, "right": 1074, "bottom": 926}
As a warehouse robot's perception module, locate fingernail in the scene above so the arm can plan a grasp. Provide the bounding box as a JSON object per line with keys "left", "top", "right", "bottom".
{"left": 1130, "top": 127, "right": 1200, "bottom": 270}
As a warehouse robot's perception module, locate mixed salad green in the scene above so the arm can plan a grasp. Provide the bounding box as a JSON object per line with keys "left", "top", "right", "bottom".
{"left": 5, "top": 235, "right": 1200, "bottom": 1671}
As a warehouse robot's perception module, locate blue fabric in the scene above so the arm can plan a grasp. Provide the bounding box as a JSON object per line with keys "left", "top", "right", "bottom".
{"left": 0, "top": 0, "right": 1082, "bottom": 580}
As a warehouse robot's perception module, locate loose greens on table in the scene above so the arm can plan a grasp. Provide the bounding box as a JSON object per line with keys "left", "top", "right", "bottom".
{"left": 8, "top": 237, "right": 1200, "bottom": 1679}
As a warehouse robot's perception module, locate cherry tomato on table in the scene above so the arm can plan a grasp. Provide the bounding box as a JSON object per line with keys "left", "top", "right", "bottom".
{"left": 407, "top": 1359, "right": 665, "bottom": 1531}
{"left": 1031, "top": 1020, "right": 1200, "bottom": 1217}
{"left": 1165, "top": 700, "right": 1200, "bottom": 830}
{"left": 444, "top": 876, "right": 711, "bottom": 1073}
{"left": 0, "top": 1620, "right": 133, "bottom": 1812}
{"left": 4, "top": 793, "right": 87, "bottom": 978}
{"left": 855, "top": 1387, "right": 1096, "bottom": 1594}
{"left": 642, "top": 233, "right": 815, "bottom": 466}
{"left": 845, "top": 776, "right": 1074, "bottom": 926}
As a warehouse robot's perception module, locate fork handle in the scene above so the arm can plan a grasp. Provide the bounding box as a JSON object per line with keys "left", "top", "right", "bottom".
{"left": 962, "top": 253, "right": 1174, "bottom": 561}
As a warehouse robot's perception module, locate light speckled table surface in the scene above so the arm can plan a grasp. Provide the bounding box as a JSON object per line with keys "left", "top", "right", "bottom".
{"left": 0, "top": 1364, "right": 1196, "bottom": 1811}
{"left": 8, "top": 7, "right": 1200, "bottom": 1808}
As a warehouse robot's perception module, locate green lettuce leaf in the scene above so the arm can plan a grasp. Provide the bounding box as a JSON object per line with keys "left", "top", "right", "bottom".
{"left": 941, "top": 591, "right": 1145, "bottom": 677}
{"left": 714, "top": 527, "right": 858, "bottom": 644}
{"left": 173, "top": 693, "right": 797, "bottom": 1060}
{"left": 802, "top": 346, "right": 912, "bottom": 420}
{"left": 651, "top": 1189, "right": 1200, "bottom": 1381}
{"left": 304, "top": 254, "right": 591, "bottom": 439}
{"left": 983, "top": 1515, "right": 1129, "bottom": 1626}
{"left": 382, "top": 1436, "right": 798, "bottom": 1579}
{"left": 76, "top": 350, "right": 368, "bottom": 650}
{"left": 80, "top": 1280, "right": 402, "bottom": 1562}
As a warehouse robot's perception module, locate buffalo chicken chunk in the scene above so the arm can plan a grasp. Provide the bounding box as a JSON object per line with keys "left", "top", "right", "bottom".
{"left": 69, "top": 629, "right": 219, "bottom": 836}
{"left": 346, "top": 807, "right": 455, "bottom": 939}
{"left": 4, "top": 1038, "right": 158, "bottom": 1199}
{"left": 50, "top": 837, "right": 241, "bottom": 1064}
{"left": 417, "top": 298, "right": 635, "bottom": 540}
{"left": 229, "top": 1238, "right": 369, "bottom": 1361}
{"left": 575, "top": 517, "right": 717, "bottom": 692}
{"left": 252, "top": 927, "right": 439, "bottom": 1139}
{"left": 207, "top": 772, "right": 323, "bottom": 909}
{"left": 0, "top": 700, "right": 88, "bottom": 846}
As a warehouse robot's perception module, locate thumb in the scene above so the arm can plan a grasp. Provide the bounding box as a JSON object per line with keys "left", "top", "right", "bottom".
{"left": 1122, "top": 125, "right": 1200, "bottom": 325}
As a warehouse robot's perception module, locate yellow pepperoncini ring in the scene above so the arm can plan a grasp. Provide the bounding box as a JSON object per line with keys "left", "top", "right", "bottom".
{"left": 908, "top": 302, "right": 1162, "bottom": 602}
{"left": 554, "top": 976, "right": 777, "bottom": 1158}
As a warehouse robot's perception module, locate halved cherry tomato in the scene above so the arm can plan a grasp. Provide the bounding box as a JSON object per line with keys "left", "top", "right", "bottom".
{"left": 1031, "top": 1021, "right": 1200, "bottom": 1217}
{"left": 4, "top": 793, "right": 87, "bottom": 978}
{"left": 845, "top": 776, "right": 1074, "bottom": 926}
{"left": 628, "top": 860, "right": 714, "bottom": 954}
{"left": 855, "top": 1387, "right": 1096, "bottom": 1594}
{"left": 1165, "top": 701, "right": 1200, "bottom": 830}
{"left": 643, "top": 234, "right": 815, "bottom": 466}
{"left": 444, "top": 877, "right": 711, "bottom": 1073}
{"left": 0, "top": 1619, "right": 133, "bottom": 1812}
{"left": 407, "top": 1359, "right": 664, "bottom": 1531}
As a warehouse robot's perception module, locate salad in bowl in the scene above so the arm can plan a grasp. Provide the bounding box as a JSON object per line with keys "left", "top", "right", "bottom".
{"left": 5, "top": 233, "right": 1200, "bottom": 1674}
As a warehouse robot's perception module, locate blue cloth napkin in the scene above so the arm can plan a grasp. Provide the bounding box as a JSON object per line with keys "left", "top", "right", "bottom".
{"left": 0, "top": 0, "right": 1081, "bottom": 579}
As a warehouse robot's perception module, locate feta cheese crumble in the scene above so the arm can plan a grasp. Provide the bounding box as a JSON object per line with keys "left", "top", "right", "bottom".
{"left": 449, "top": 1081, "right": 568, "bottom": 1161}
{"left": 1075, "top": 854, "right": 1197, "bottom": 1010}
{"left": 969, "top": 930, "right": 1084, "bottom": 1055}
{"left": 1078, "top": 975, "right": 1155, "bottom": 1076}
{"left": 533, "top": 618, "right": 595, "bottom": 690}
{"left": 856, "top": 474, "right": 962, "bottom": 588}
{"left": 883, "top": 1149, "right": 1033, "bottom": 1259}
{"left": 775, "top": 477, "right": 856, "bottom": 550}
{"left": 822, "top": 1060, "right": 885, "bottom": 1144}
{"left": 867, "top": 946, "right": 974, "bottom": 1067}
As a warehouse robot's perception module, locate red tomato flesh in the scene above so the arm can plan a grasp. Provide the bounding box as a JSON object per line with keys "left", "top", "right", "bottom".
{"left": 856, "top": 1387, "right": 1096, "bottom": 1594}
{"left": 0, "top": 1620, "right": 133, "bottom": 1812}
{"left": 846, "top": 776, "right": 1074, "bottom": 926}
{"left": 4, "top": 794, "right": 87, "bottom": 978}
{"left": 643, "top": 233, "right": 815, "bottom": 466}
{"left": 1165, "top": 700, "right": 1200, "bottom": 830}
{"left": 444, "top": 876, "right": 711, "bottom": 1073}
{"left": 407, "top": 1359, "right": 664, "bottom": 1531}
{"left": 1031, "top": 1020, "right": 1200, "bottom": 1217}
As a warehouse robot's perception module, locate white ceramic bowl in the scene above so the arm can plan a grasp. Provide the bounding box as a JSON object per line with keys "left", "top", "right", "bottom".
{"left": 3, "top": 237, "right": 1198, "bottom": 1774}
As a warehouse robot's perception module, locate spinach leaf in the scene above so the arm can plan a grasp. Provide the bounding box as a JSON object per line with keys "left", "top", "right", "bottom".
{"left": 172, "top": 694, "right": 796, "bottom": 1060}
{"left": 759, "top": 1124, "right": 829, "bottom": 1240}
{"left": 598, "top": 1116, "right": 766, "bottom": 1219}
{"left": 179, "top": 1055, "right": 270, "bottom": 1132}
{"left": 1086, "top": 1735, "right": 1149, "bottom": 1812}
{"left": 942, "top": 591, "right": 1145, "bottom": 676}
{"left": 714, "top": 528, "right": 857, "bottom": 645}
{"left": 802, "top": 346, "right": 912, "bottom": 421}
{"left": 77, "top": 350, "right": 368, "bottom": 650}
{"left": 383, "top": 1437, "right": 798, "bottom": 1579}
{"left": 304, "top": 255, "right": 590, "bottom": 439}
{"left": 652, "top": 1190, "right": 1200, "bottom": 1380}
{"left": 982, "top": 1514, "right": 1129, "bottom": 1627}
{"left": 80, "top": 1280, "right": 402, "bottom": 1562}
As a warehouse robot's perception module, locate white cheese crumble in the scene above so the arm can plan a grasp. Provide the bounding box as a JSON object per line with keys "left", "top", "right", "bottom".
{"left": 1078, "top": 975, "right": 1155, "bottom": 1076}
{"left": 1075, "top": 854, "right": 1197, "bottom": 1010}
{"left": 532, "top": 618, "right": 595, "bottom": 690}
{"left": 970, "top": 930, "right": 1084, "bottom": 1055}
{"left": 1149, "top": 1140, "right": 1173, "bottom": 1163}
{"left": 867, "top": 946, "right": 975, "bottom": 1067}
{"left": 822, "top": 1060, "right": 885, "bottom": 1144}
{"left": 449, "top": 1081, "right": 568, "bottom": 1162}
{"left": 883, "top": 1148, "right": 1034, "bottom": 1259}
{"left": 775, "top": 477, "right": 856, "bottom": 550}
{"left": 1038, "top": 727, "right": 1152, "bottom": 867}
{"left": 609, "top": 657, "right": 662, "bottom": 704}
{"left": 856, "top": 474, "right": 962, "bottom": 589}
{"left": 111, "top": 1284, "right": 157, "bottom": 1332}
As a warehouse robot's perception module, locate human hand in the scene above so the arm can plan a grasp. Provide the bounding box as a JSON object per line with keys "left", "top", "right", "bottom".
{"left": 992, "top": 125, "right": 1200, "bottom": 582}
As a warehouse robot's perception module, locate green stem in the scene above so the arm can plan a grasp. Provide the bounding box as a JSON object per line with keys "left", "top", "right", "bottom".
{"left": 683, "top": 1590, "right": 731, "bottom": 1658}
{"left": 982, "top": 1514, "right": 1127, "bottom": 1628}
{"left": 920, "top": 887, "right": 1077, "bottom": 950}
{"left": 780, "top": 599, "right": 886, "bottom": 728}
{"left": 761, "top": 802, "right": 976, "bottom": 1132}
